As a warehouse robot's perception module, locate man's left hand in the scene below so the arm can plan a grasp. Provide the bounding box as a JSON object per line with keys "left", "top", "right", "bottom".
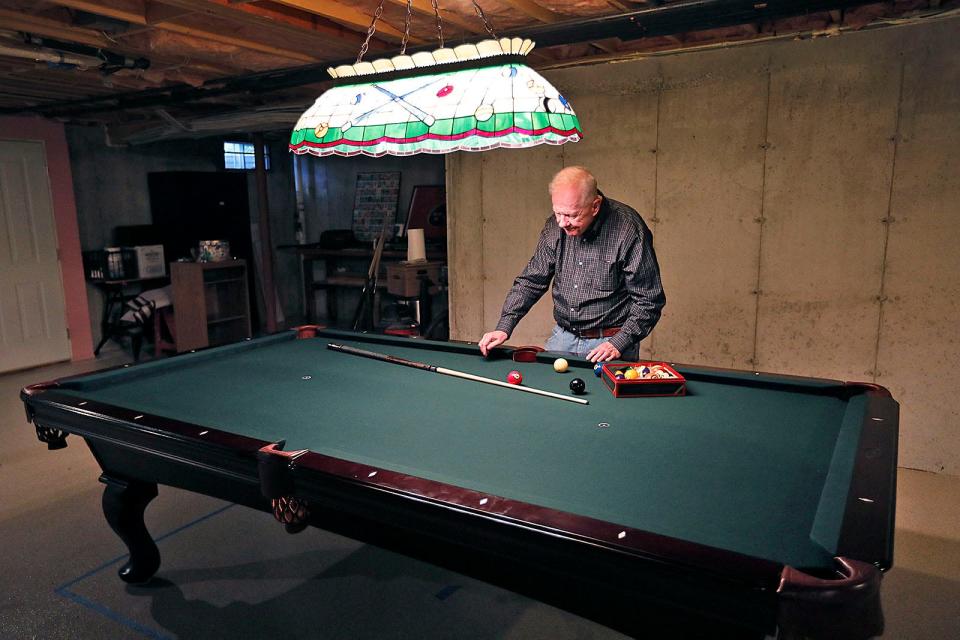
{"left": 586, "top": 342, "right": 621, "bottom": 362}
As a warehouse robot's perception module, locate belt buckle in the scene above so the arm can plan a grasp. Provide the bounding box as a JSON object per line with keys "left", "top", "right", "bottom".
{"left": 574, "top": 327, "right": 595, "bottom": 339}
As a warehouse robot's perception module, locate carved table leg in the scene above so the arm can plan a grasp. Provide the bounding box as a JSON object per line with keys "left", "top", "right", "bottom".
{"left": 100, "top": 476, "right": 161, "bottom": 583}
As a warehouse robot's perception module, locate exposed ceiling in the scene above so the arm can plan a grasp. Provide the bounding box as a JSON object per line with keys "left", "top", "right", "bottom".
{"left": 0, "top": 0, "right": 955, "bottom": 144}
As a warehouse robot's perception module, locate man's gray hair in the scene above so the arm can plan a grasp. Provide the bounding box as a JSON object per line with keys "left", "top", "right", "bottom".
{"left": 549, "top": 166, "right": 598, "bottom": 204}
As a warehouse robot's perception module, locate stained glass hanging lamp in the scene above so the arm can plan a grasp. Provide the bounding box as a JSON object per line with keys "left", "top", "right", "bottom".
{"left": 289, "top": 0, "right": 582, "bottom": 157}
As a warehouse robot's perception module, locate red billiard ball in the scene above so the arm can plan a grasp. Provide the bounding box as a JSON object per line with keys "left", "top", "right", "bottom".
{"left": 507, "top": 370, "right": 523, "bottom": 385}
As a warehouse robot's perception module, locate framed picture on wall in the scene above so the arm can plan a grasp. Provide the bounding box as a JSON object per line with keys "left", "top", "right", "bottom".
{"left": 405, "top": 185, "right": 446, "bottom": 240}
{"left": 352, "top": 172, "right": 401, "bottom": 242}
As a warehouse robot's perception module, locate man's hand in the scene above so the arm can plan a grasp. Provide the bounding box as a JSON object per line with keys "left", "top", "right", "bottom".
{"left": 586, "top": 342, "right": 621, "bottom": 363}
{"left": 478, "top": 330, "right": 508, "bottom": 356}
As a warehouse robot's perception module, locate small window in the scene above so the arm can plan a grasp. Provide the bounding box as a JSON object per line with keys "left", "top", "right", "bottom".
{"left": 223, "top": 141, "right": 270, "bottom": 170}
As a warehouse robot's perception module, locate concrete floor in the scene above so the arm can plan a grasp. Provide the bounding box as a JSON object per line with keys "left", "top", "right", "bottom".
{"left": 2, "top": 348, "right": 959, "bottom": 639}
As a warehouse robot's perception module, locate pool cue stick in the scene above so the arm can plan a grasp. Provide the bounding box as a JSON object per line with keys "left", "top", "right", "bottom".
{"left": 352, "top": 217, "right": 390, "bottom": 331}
{"left": 327, "top": 343, "right": 589, "bottom": 405}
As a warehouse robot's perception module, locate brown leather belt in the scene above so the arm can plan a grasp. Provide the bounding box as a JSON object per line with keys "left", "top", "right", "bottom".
{"left": 568, "top": 326, "right": 621, "bottom": 339}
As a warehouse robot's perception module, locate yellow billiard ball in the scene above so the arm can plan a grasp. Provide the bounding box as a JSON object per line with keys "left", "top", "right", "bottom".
{"left": 553, "top": 358, "right": 569, "bottom": 373}
{"left": 624, "top": 368, "right": 640, "bottom": 380}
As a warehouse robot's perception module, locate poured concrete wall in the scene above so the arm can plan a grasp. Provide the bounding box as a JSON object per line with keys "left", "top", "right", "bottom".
{"left": 447, "top": 18, "right": 960, "bottom": 474}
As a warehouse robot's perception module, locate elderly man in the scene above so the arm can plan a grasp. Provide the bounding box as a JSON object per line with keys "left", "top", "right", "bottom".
{"left": 479, "top": 166, "right": 665, "bottom": 362}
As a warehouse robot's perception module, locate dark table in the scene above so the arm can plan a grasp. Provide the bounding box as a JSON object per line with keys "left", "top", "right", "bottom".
{"left": 279, "top": 244, "right": 444, "bottom": 324}
{"left": 21, "top": 328, "right": 898, "bottom": 638}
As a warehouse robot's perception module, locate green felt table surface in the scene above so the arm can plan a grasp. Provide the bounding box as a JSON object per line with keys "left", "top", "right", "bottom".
{"left": 58, "top": 330, "right": 866, "bottom": 571}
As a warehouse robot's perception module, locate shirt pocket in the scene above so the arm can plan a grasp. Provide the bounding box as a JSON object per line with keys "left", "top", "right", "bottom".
{"left": 588, "top": 257, "right": 620, "bottom": 291}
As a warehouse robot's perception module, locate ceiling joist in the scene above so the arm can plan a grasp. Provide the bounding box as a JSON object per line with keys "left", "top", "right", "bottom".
{"left": 269, "top": 0, "right": 425, "bottom": 43}
{"left": 499, "top": 0, "right": 562, "bottom": 23}
{"left": 45, "top": 0, "right": 376, "bottom": 53}
{"left": 0, "top": 9, "right": 116, "bottom": 48}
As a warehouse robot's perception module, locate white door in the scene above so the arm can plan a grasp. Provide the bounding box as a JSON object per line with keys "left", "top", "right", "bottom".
{"left": 0, "top": 140, "right": 71, "bottom": 373}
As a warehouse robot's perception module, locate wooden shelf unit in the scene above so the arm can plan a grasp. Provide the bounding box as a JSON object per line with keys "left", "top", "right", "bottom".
{"left": 171, "top": 260, "right": 251, "bottom": 352}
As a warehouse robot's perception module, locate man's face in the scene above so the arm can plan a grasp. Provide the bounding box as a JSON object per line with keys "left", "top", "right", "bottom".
{"left": 552, "top": 185, "right": 601, "bottom": 236}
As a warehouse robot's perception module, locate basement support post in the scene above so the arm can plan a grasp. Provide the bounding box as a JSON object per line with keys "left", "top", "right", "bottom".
{"left": 253, "top": 133, "right": 278, "bottom": 334}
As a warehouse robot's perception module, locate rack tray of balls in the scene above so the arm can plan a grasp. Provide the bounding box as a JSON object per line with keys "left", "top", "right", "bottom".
{"left": 598, "top": 362, "right": 687, "bottom": 398}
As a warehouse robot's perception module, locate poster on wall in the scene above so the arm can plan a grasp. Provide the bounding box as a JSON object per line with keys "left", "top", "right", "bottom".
{"left": 351, "top": 172, "right": 400, "bottom": 242}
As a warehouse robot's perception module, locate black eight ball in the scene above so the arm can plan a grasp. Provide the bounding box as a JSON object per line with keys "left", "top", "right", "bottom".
{"left": 569, "top": 378, "right": 586, "bottom": 395}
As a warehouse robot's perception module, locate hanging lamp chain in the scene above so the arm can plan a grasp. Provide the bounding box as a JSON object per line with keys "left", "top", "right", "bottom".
{"left": 400, "top": 0, "right": 413, "bottom": 54}
{"left": 431, "top": 0, "right": 445, "bottom": 49}
{"left": 471, "top": 0, "right": 498, "bottom": 39}
{"left": 356, "top": 0, "right": 386, "bottom": 64}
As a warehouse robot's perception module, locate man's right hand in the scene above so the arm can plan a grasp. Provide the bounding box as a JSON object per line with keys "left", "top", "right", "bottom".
{"left": 478, "top": 330, "right": 509, "bottom": 356}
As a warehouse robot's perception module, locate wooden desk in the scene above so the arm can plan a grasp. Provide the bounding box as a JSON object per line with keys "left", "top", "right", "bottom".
{"left": 280, "top": 244, "right": 445, "bottom": 324}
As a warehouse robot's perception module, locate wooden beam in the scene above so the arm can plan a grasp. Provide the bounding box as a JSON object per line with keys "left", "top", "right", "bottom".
{"left": 588, "top": 40, "right": 618, "bottom": 55}
{"left": 202, "top": 0, "right": 380, "bottom": 48}
{"left": 139, "top": 21, "right": 322, "bottom": 62}
{"left": 0, "top": 9, "right": 115, "bottom": 48}
{"left": 47, "top": 0, "right": 146, "bottom": 24}
{"left": 46, "top": 1, "right": 363, "bottom": 57}
{"left": 498, "top": 0, "right": 560, "bottom": 24}
{"left": 0, "top": 66, "right": 151, "bottom": 92}
{"left": 161, "top": 0, "right": 388, "bottom": 51}
{"left": 145, "top": 2, "right": 195, "bottom": 24}
{"left": 385, "top": 0, "right": 484, "bottom": 34}
{"left": 0, "top": 82, "right": 98, "bottom": 101}
{"left": 269, "top": 0, "right": 424, "bottom": 43}
{"left": 41, "top": 0, "right": 325, "bottom": 62}
{"left": 0, "top": 69, "right": 108, "bottom": 90}
{"left": 0, "top": 10, "right": 249, "bottom": 77}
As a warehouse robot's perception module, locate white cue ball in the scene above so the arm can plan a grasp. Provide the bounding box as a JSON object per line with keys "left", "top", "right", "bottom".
{"left": 553, "top": 358, "right": 569, "bottom": 373}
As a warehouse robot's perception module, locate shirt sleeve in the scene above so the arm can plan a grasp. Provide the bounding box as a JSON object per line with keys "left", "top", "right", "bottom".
{"left": 495, "top": 219, "right": 558, "bottom": 336}
{"left": 608, "top": 227, "right": 665, "bottom": 353}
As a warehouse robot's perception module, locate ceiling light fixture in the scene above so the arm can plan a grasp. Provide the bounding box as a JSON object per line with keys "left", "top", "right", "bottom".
{"left": 289, "top": 0, "right": 582, "bottom": 157}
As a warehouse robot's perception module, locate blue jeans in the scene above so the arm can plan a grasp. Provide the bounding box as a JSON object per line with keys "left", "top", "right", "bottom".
{"left": 544, "top": 325, "right": 639, "bottom": 360}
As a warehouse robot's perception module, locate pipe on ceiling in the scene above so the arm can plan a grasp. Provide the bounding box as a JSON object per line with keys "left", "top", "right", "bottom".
{"left": 0, "top": 43, "right": 96, "bottom": 68}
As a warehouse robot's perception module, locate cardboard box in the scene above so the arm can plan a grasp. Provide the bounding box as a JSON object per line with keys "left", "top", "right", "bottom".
{"left": 386, "top": 260, "right": 442, "bottom": 297}
{"left": 130, "top": 245, "right": 166, "bottom": 278}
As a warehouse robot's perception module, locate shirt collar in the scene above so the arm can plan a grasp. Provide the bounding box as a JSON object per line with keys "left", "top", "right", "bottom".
{"left": 581, "top": 191, "right": 609, "bottom": 241}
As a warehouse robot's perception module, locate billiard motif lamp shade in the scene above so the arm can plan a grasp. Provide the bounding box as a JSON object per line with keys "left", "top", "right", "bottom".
{"left": 289, "top": 38, "right": 582, "bottom": 157}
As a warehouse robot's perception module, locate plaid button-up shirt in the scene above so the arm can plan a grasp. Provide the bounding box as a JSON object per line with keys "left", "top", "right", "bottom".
{"left": 495, "top": 195, "right": 665, "bottom": 353}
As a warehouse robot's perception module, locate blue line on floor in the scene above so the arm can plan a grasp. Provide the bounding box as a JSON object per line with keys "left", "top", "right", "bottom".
{"left": 153, "top": 503, "right": 234, "bottom": 544}
{"left": 435, "top": 584, "right": 462, "bottom": 600}
{"left": 57, "top": 504, "right": 235, "bottom": 591}
{"left": 55, "top": 587, "right": 173, "bottom": 640}
{"left": 54, "top": 503, "right": 235, "bottom": 638}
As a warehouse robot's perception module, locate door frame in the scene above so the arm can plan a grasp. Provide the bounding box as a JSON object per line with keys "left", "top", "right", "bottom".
{"left": 0, "top": 117, "right": 93, "bottom": 362}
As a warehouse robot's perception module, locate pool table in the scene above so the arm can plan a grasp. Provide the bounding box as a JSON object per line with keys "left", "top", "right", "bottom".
{"left": 21, "top": 327, "right": 898, "bottom": 638}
